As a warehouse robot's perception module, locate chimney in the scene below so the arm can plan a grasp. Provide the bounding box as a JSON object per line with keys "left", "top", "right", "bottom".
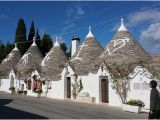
{"left": 71, "top": 37, "right": 80, "bottom": 57}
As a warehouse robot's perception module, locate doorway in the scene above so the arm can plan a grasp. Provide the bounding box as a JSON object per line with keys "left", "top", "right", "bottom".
{"left": 67, "top": 77, "right": 71, "bottom": 98}
{"left": 101, "top": 79, "right": 108, "bottom": 103}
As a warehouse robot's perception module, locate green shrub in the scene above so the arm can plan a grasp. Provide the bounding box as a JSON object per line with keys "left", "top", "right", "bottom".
{"left": 9, "top": 87, "right": 15, "bottom": 91}
{"left": 35, "top": 88, "right": 43, "bottom": 94}
{"left": 9, "top": 87, "right": 15, "bottom": 94}
{"left": 126, "top": 99, "right": 145, "bottom": 107}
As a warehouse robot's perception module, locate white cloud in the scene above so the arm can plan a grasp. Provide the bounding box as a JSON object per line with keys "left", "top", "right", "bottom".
{"left": 76, "top": 6, "right": 85, "bottom": 15}
{"left": 66, "top": 5, "right": 85, "bottom": 20}
{"left": 140, "top": 23, "right": 160, "bottom": 53}
{"left": 126, "top": 8, "right": 160, "bottom": 53}
{"left": 62, "top": 23, "right": 76, "bottom": 33}
{"left": 0, "top": 13, "right": 8, "bottom": 20}
{"left": 62, "top": 4, "right": 86, "bottom": 33}
{"left": 127, "top": 9, "right": 160, "bottom": 28}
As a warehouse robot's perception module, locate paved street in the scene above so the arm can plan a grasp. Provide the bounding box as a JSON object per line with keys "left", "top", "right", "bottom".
{"left": 0, "top": 91, "right": 147, "bottom": 119}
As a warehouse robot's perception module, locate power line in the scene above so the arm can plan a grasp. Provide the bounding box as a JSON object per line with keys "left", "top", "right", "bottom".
{"left": 15, "top": 2, "right": 160, "bottom": 45}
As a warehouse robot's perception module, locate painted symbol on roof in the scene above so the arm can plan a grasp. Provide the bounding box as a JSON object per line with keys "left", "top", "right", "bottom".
{"left": 42, "top": 51, "right": 53, "bottom": 66}
{"left": 21, "top": 53, "right": 31, "bottom": 66}
{"left": 101, "top": 37, "right": 129, "bottom": 57}
{"left": 71, "top": 42, "right": 88, "bottom": 61}
{"left": 2, "top": 53, "right": 15, "bottom": 64}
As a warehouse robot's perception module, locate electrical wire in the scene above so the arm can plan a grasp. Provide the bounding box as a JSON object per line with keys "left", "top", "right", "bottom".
{"left": 14, "top": 2, "right": 160, "bottom": 45}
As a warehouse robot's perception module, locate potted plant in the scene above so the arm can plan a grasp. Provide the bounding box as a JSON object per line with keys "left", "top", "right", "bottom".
{"left": 122, "top": 99, "right": 145, "bottom": 113}
{"left": 35, "top": 88, "right": 43, "bottom": 98}
{"left": 9, "top": 87, "right": 15, "bottom": 94}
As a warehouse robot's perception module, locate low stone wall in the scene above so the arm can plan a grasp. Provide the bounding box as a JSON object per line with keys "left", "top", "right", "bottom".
{"left": 76, "top": 96, "right": 96, "bottom": 103}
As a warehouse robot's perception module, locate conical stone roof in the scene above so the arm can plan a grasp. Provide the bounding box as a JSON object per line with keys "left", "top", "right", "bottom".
{"left": 70, "top": 26, "right": 104, "bottom": 75}
{"left": 99, "top": 18, "right": 151, "bottom": 66}
{"left": 41, "top": 38, "right": 68, "bottom": 81}
{"left": 149, "top": 54, "right": 160, "bottom": 79}
{"left": 15, "top": 38, "right": 44, "bottom": 80}
{"left": 0, "top": 43, "right": 22, "bottom": 78}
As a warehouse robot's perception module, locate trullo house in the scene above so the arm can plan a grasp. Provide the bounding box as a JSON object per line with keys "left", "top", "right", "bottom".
{"left": 95, "top": 18, "right": 158, "bottom": 108}
{"left": 0, "top": 43, "right": 22, "bottom": 93}
{"left": 41, "top": 37, "right": 68, "bottom": 98}
{"left": 15, "top": 37, "right": 44, "bottom": 95}
{"left": 58, "top": 26, "right": 105, "bottom": 102}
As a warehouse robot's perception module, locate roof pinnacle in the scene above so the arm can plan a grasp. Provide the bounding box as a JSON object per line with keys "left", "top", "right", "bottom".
{"left": 118, "top": 18, "right": 128, "bottom": 32}
{"left": 86, "top": 26, "right": 94, "bottom": 38}
{"left": 54, "top": 37, "right": 60, "bottom": 46}
{"left": 31, "top": 36, "right": 36, "bottom": 46}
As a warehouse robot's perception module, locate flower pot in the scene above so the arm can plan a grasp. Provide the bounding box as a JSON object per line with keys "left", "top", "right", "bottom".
{"left": 122, "top": 104, "right": 141, "bottom": 113}
{"left": 36, "top": 93, "right": 41, "bottom": 98}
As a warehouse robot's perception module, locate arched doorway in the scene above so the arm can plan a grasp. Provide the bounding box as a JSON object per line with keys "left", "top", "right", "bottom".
{"left": 101, "top": 79, "right": 109, "bottom": 103}
{"left": 67, "top": 77, "right": 71, "bottom": 98}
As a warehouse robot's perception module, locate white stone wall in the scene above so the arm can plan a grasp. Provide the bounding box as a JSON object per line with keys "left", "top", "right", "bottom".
{"left": 76, "top": 74, "right": 100, "bottom": 103}
{"left": 0, "top": 79, "right": 12, "bottom": 93}
{"left": 127, "top": 66, "right": 156, "bottom": 109}
{"left": 0, "top": 78, "right": 27, "bottom": 93}
{"left": 108, "top": 81, "right": 122, "bottom": 106}
{"left": 47, "top": 80, "right": 65, "bottom": 99}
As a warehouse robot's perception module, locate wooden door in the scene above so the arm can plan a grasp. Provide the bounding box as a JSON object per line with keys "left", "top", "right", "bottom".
{"left": 67, "top": 77, "right": 71, "bottom": 98}
{"left": 101, "top": 79, "right": 108, "bottom": 103}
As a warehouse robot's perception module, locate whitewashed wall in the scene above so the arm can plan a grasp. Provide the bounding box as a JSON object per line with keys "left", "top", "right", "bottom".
{"left": 77, "top": 74, "right": 100, "bottom": 103}
{"left": 127, "top": 66, "right": 156, "bottom": 109}
{"left": 0, "top": 70, "right": 26, "bottom": 93}
{"left": 0, "top": 79, "right": 12, "bottom": 93}
{"left": 47, "top": 80, "right": 65, "bottom": 99}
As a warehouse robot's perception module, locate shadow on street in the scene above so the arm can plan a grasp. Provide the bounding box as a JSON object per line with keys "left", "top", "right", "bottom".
{"left": 0, "top": 99, "right": 48, "bottom": 119}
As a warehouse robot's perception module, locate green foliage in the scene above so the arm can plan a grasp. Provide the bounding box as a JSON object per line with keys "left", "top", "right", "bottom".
{"left": 15, "top": 18, "right": 26, "bottom": 54}
{"left": 126, "top": 99, "right": 145, "bottom": 107}
{"left": 41, "top": 33, "right": 53, "bottom": 56}
{"left": 9, "top": 86, "right": 15, "bottom": 91}
{"left": 107, "top": 63, "right": 134, "bottom": 103}
{"left": 0, "top": 18, "right": 69, "bottom": 63}
{"left": 71, "top": 75, "right": 83, "bottom": 99}
{"left": 79, "top": 79, "right": 83, "bottom": 92}
{"left": 5, "top": 42, "right": 14, "bottom": 56}
{"left": 35, "top": 88, "right": 43, "bottom": 94}
{"left": 36, "top": 29, "right": 41, "bottom": 50}
{"left": 0, "top": 41, "right": 6, "bottom": 63}
{"left": 24, "top": 21, "right": 36, "bottom": 54}
{"left": 9, "top": 87, "right": 16, "bottom": 94}
{"left": 60, "top": 43, "right": 67, "bottom": 53}
{"left": 28, "top": 21, "right": 35, "bottom": 41}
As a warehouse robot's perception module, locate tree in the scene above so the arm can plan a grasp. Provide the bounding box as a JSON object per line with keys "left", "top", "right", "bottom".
{"left": 0, "top": 40, "right": 6, "bottom": 63}
{"left": 15, "top": 18, "right": 26, "bottom": 54}
{"left": 25, "top": 21, "right": 35, "bottom": 53}
{"left": 36, "top": 29, "right": 41, "bottom": 50}
{"left": 5, "top": 42, "right": 14, "bottom": 56}
{"left": 60, "top": 43, "right": 67, "bottom": 53}
{"left": 71, "top": 74, "right": 83, "bottom": 99}
{"left": 41, "top": 33, "right": 53, "bottom": 56}
{"left": 107, "top": 63, "right": 135, "bottom": 103}
{"left": 28, "top": 21, "right": 35, "bottom": 41}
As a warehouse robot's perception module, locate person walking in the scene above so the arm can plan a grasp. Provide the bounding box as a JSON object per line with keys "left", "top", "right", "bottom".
{"left": 149, "top": 80, "right": 160, "bottom": 119}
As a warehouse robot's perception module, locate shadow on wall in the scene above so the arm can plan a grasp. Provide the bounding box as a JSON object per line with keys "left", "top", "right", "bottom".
{"left": 0, "top": 99, "right": 48, "bottom": 119}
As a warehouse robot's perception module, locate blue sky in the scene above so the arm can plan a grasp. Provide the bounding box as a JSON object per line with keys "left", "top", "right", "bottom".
{"left": 0, "top": 1, "right": 160, "bottom": 53}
